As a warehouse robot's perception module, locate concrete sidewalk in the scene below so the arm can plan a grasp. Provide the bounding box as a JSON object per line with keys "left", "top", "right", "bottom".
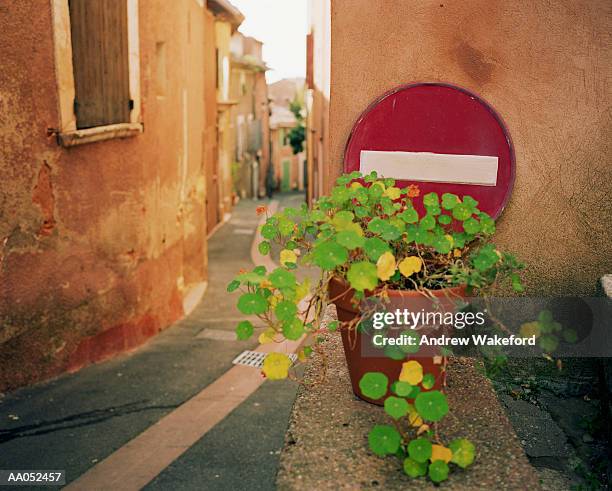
{"left": 0, "top": 193, "right": 306, "bottom": 489}
{"left": 277, "top": 331, "right": 542, "bottom": 490}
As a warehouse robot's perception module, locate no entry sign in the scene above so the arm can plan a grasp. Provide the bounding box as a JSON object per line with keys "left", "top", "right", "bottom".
{"left": 344, "top": 83, "right": 515, "bottom": 218}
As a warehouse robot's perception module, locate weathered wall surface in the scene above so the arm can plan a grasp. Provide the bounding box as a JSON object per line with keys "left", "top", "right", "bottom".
{"left": 0, "top": 0, "right": 209, "bottom": 390}
{"left": 328, "top": 0, "right": 612, "bottom": 295}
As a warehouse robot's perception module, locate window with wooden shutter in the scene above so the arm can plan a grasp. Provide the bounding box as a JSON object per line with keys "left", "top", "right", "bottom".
{"left": 68, "top": 0, "right": 131, "bottom": 129}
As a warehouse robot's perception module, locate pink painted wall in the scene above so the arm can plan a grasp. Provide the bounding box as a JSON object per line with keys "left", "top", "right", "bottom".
{"left": 327, "top": 0, "right": 611, "bottom": 295}
{"left": 0, "top": 1, "right": 210, "bottom": 390}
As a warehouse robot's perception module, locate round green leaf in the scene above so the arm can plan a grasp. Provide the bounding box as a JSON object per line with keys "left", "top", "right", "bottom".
{"left": 312, "top": 241, "right": 349, "bottom": 270}
{"left": 423, "top": 192, "right": 439, "bottom": 207}
{"left": 237, "top": 293, "right": 268, "bottom": 315}
{"left": 479, "top": 213, "right": 496, "bottom": 234}
{"left": 463, "top": 217, "right": 481, "bottom": 234}
{"left": 403, "top": 457, "right": 428, "bottom": 478}
{"left": 449, "top": 438, "right": 475, "bottom": 469}
{"left": 408, "top": 437, "right": 432, "bottom": 463}
{"left": 363, "top": 237, "right": 390, "bottom": 261}
{"left": 419, "top": 214, "right": 436, "bottom": 230}
{"left": 275, "top": 301, "right": 297, "bottom": 321}
{"left": 452, "top": 203, "right": 472, "bottom": 221}
{"left": 336, "top": 230, "right": 365, "bottom": 250}
{"left": 227, "top": 279, "right": 240, "bottom": 293}
{"left": 399, "top": 331, "right": 421, "bottom": 354}
{"left": 432, "top": 234, "right": 452, "bottom": 254}
{"left": 347, "top": 261, "right": 378, "bottom": 291}
{"left": 463, "top": 195, "right": 479, "bottom": 210}
{"left": 441, "top": 193, "right": 459, "bottom": 210}
{"left": 399, "top": 208, "right": 419, "bottom": 223}
{"left": 269, "top": 268, "right": 296, "bottom": 288}
{"left": 414, "top": 390, "right": 449, "bottom": 422}
{"left": 472, "top": 245, "right": 499, "bottom": 271}
{"left": 331, "top": 210, "right": 354, "bottom": 228}
{"left": 282, "top": 318, "right": 305, "bottom": 340}
{"left": 539, "top": 334, "right": 559, "bottom": 353}
{"left": 359, "top": 372, "right": 388, "bottom": 400}
{"left": 258, "top": 241, "right": 271, "bottom": 255}
{"left": 380, "top": 224, "right": 402, "bottom": 241}
{"left": 428, "top": 460, "right": 449, "bottom": 483}
{"left": 384, "top": 396, "right": 410, "bottom": 419}
{"left": 261, "top": 223, "right": 277, "bottom": 240}
{"left": 277, "top": 217, "right": 294, "bottom": 236}
{"left": 368, "top": 425, "right": 401, "bottom": 457}
{"left": 421, "top": 373, "right": 436, "bottom": 390}
{"left": 367, "top": 217, "right": 387, "bottom": 234}
{"left": 438, "top": 214, "right": 452, "bottom": 225}
{"left": 392, "top": 381, "right": 414, "bottom": 397}
{"left": 563, "top": 328, "right": 578, "bottom": 343}
{"left": 235, "top": 320, "right": 254, "bottom": 340}
{"left": 384, "top": 345, "right": 405, "bottom": 361}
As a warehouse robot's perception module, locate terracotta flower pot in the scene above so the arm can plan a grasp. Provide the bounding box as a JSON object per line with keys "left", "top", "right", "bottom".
{"left": 329, "top": 276, "right": 466, "bottom": 405}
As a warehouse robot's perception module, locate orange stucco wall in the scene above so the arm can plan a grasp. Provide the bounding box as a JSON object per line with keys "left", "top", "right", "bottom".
{"left": 0, "top": 1, "right": 210, "bottom": 390}
{"left": 328, "top": 0, "right": 612, "bottom": 295}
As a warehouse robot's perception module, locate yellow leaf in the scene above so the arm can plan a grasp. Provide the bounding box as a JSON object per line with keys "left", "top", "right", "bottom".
{"left": 444, "top": 234, "right": 454, "bottom": 247}
{"left": 372, "top": 181, "right": 386, "bottom": 192}
{"left": 453, "top": 248, "right": 462, "bottom": 258}
{"left": 431, "top": 444, "right": 453, "bottom": 463}
{"left": 376, "top": 251, "right": 396, "bottom": 281}
{"left": 262, "top": 352, "right": 292, "bottom": 380}
{"left": 417, "top": 424, "right": 430, "bottom": 436}
{"left": 295, "top": 277, "right": 311, "bottom": 302}
{"left": 350, "top": 181, "right": 363, "bottom": 189}
{"left": 346, "top": 221, "right": 364, "bottom": 236}
{"left": 407, "top": 404, "right": 423, "bottom": 427}
{"left": 268, "top": 294, "right": 281, "bottom": 309}
{"left": 258, "top": 328, "right": 276, "bottom": 344}
{"left": 383, "top": 186, "right": 401, "bottom": 200}
{"left": 399, "top": 360, "right": 423, "bottom": 385}
{"left": 519, "top": 321, "right": 541, "bottom": 339}
{"left": 398, "top": 256, "right": 423, "bottom": 277}
{"left": 280, "top": 249, "right": 297, "bottom": 266}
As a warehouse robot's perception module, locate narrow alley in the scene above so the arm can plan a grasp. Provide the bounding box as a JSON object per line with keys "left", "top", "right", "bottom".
{"left": 1, "top": 1, "right": 610, "bottom": 490}
{"left": 0, "top": 193, "right": 306, "bottom": 489}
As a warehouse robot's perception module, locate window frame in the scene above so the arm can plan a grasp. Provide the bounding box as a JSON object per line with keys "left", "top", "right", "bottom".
{"left": 51, "top": 0, "right": 143, "bottom": 147}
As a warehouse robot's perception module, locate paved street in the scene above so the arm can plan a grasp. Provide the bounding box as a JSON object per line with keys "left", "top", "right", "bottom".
{"left": 0, "top": 193, "right": 306, "bottom": 490}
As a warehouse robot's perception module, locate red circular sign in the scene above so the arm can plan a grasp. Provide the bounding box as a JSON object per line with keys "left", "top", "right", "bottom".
{"left": 344, "top": 83, "right": 515, "bottom": 218}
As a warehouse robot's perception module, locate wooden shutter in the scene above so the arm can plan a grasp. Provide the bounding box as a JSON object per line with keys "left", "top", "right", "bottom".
{"left": 69, "top": 0, "right": 130, "bottom": 129}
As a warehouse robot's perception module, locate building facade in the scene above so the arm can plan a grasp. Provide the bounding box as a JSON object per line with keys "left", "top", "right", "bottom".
{"left": 0, "top": 0, "right": 251, "bottom": 391}
{"left": 305, "top": 0, "right": 331, "bottom": 205}
{"left": 268, "top": 78, "right": 306, "bottom": 193}
{"left": 229, "top": 33, "right": 269, "bottom": 199}
{"left": 307, "top": 0, "right": 611, "bottom": 295}
{"left": 209, "top": 0, "right": 244, "bottom": 229}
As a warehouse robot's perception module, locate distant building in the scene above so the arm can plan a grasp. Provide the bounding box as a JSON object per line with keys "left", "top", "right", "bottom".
{"left": 230, "top": 32, "right": 270, "bottom": 199}
{"left": 305, "top": 1, "right": 330, "bottom": 204}
{"left": 268, "top": 78, "right": 306, "bottom": 193}
{"left": 209, "top": 0, "right": 244, "bottom": 227}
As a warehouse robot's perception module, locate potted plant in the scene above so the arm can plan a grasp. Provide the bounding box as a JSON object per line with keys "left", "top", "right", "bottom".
{"left": 228, "top": 170, "right": 525, "bottom": 483}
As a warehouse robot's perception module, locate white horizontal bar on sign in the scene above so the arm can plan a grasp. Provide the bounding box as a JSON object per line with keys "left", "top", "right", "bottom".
{"left": 359, "top": 150, "right": 499, "bottom": 186}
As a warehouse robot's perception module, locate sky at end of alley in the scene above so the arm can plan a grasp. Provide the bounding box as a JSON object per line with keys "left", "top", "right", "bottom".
{"left": 229, "top": 0, "right": 307, "bottom": 83}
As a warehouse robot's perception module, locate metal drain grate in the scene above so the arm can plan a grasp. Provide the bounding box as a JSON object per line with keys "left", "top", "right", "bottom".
{"left": 232, "top": 350, "right": 297, "bottom": 369}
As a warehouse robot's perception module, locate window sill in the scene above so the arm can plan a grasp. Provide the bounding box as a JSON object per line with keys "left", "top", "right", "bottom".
{"left": 59, "top": 123, "right": 143, "bottom": 147}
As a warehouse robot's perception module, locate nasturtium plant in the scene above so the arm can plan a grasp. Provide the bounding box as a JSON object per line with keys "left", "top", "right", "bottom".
{"left": 226, "top": 171, "right": 546, "bottom": 483}
{"left": 361, "top": 360, "right": 475, "bottom": 483}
